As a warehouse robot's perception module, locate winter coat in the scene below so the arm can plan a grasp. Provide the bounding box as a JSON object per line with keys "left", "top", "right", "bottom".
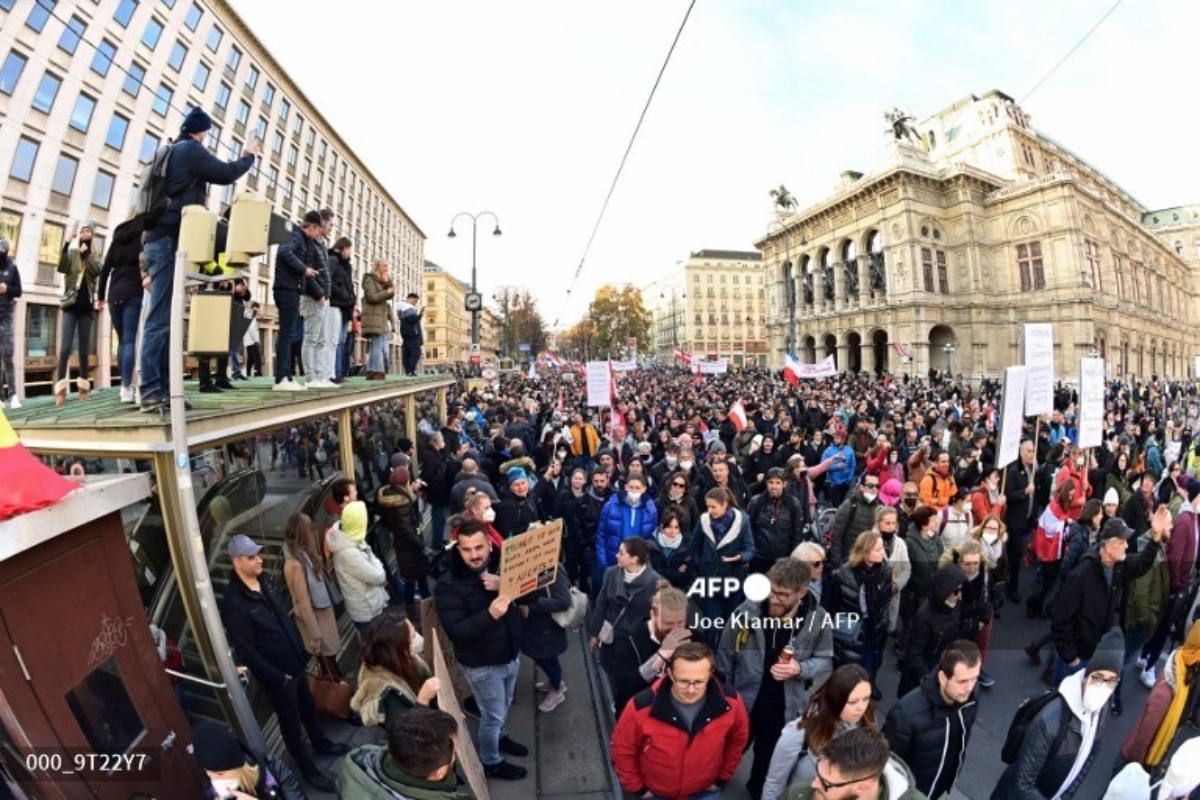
{"left": 327, "top": 248, "right": 357, "bottom": 313}
{"left": 1127, "top": 546, "right": 1169, "bottom": 637}
{"left": 991, "top": 671, "right": 1108, "bottom": 800}
{"left": 220, "top": 573, "right": 310, "bottom": 688}
{"left": 656, "top": 489, "right": 701, "bottom": 535}
{"left": 273, "top": 226, "right": 320, "bottom": 294}
{"left": 828, "top": 493, "right": 881, "bottom": 568}
{"left": 1052, "top": 540, "right": 1162, "bottom": 664}
{"left": 596, "top": 492, "right": 659, "bottom": 568}
{"left": 747, "top": 491, "right": 807, "bottom": 563}
{"left": 901, "top": 533, "right": 945, "bottom": 620}
{"left": 823, "top": 562, "right": 891, "bottom": 664}
{"left": 884, "top": 670, "right": 978, "bottom": 800}
{"left": 716, "top": 593, "right": 834, "bottom": 721}
{"left": 764, "top": 719, "right": 857, "bottom": 800}
{"left": 690, "top": 508, "right": 756, "bottom": 578}
{"left": 419, "top": 447, "right": 453, "bottom": 508}
{"left": 647, "top": 533, "right": 695, "bottom": 592}
{"left": 337, "top": 744, "right": 461, "bottom": 800}
{"left": 281, "top": 552, "right": 340, "bottom": 657}
{"left": 397, "top": 301, "right": 423, "bottom": 346}
{"left": 433, "top": 546, "right": 522, "bottom": 668}
{"left": 821, "top": 443, "right": 856, "bottom": 486}
{"left": 1120, "top": 654, "right": 1199, "bottom": 765}
{"left": 784, "top": 754, "right": 925, "bottom": 800}
{"left": 579, "top": 487, "right": 611, "bottom": 552}
{"left": 327, "top": 523, "right": 389, "bottom": 623}
{"left": 360, "top": 272, "right": 394, "bottom": 337}
{"left": 1061, "top": 521, "right": 1098, "bottom": 576}
{"left": 149, "top": 137, "right": 255, "bottom": 242}
{"left": 376, "top": 485, "right": 429, "bottom": 580}
{"left": 494, "top": 490, "right": 541, "bottom": 540}
{"left": 96, "top": 217, "right": 143, "bottom": 305}
{"left": 1005, "top": 460, "right": 1038, "bottom": 533}
{"left": 520, "top": 569, "right": 572, "bottom": 661}
{"left": 919, "top": 469, "right": 958, "bottom": 511}
{"left": 610, "top": 676, "right": 750, "bottom": 799}
{"left": 1168, "top": 505, "right": 1199, "bottom": 591}
{"left": 903, "top": 565, "right": 967, "bottom": 682}
{"left": 887, "top": 534, "right": 912, "bottom": 633}
{"left": 202, "top": 748, "right": 305, "bottom": 800}
{"left": 59, "top": 239, "right": 101, "bottom": 313}
{"left": 591, "top": 564, "right": 660, "bottom": 659}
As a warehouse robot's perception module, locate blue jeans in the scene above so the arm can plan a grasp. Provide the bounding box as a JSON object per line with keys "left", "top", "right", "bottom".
{"left": 534, "top": 657, "right": 563, "bottom": 691}
{"left": 461, "top": 658, "right": 520, "bottom": 765}
{"left": 109, "top": 296, "right": 141, "bottom": 388}
{"left": 273, "top": 290, "right": 300, "bottom": 382}
{"left": 139, "top": 237, "right": 174, "bottom": 399}
{"left": 1054, "top": 653, "right": 1087, "bottom": 684}
{"left": 368, "top": 333, "right": 388, "bottom": 372}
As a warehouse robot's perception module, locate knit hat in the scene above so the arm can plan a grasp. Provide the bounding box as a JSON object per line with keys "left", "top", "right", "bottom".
{"left": 932, "top": 564, "right": 966, "bottom": 604}
{"left": 1086, "top": 627, "right": 1125, "bottom": 676}
{"left": 507, "top": 466, "right": 528, "bottom": 486}
{"left": 180, "top": 107, "right": 214, "bottom": 135}
{"left": 1103, "top": 487, "right": 1120, "bottom": 506}
{"left": 190, "top": 721, "right": 245, "bottom": 772}
{"left": 879, "top": 478, "right": 903, "bottom": 507}
{"left": 1188, "top": 478, "right": 1200, "bottom": 503}
{"left": 596, "top": 447, "right": 613, "bottom": 460}
{"left": 341, "top": 501, "right": 368, "bottom": 542}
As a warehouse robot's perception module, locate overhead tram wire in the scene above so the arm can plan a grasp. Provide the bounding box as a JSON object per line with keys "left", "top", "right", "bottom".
{"left": 1019, "top": 0, "right": 1126, "bottom": 105}
{"left": 551, "top": 0, "right": 697, "bottom": 329}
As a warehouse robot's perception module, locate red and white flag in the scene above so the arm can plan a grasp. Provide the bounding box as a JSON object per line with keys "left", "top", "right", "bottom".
{"left": 891, "top": 342, "right": 912, "bottom": 359}
{"left": 674, "top": 346, "right": 693, "bottom": 366}
{"left": 783, "top": 352, "right": 802, "bottom": 387}
{"left": 728, "top": 400, "right": 748, "bottom": 433}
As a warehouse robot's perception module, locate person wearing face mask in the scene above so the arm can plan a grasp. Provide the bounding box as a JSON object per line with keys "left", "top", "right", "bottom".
{"left": 650, "top": 441, "right": 682, "bottom": 488}
{"left": 897, "top": 481, "right": 922, "bottom": 536}
{"left": 971, "top": 468, "right": 1007, "bottom": 523}
{"left": 898, "top": 564, "right": 966, "bottom": 699}
{"left": 991, "top": 628, "right": 1124, "bottom": 800}
{"left": 350, "top": 611, "right": 439, "bottom": 728}
{"left": 596, "top": 475, "right": 658, "bottom": 571}
{"left": 828, "top": 475, "right": 882, "bottom": 569}
{"left": 876, "top": 508, "right": 911, "bottom": 637}
{"left": 1055, "top": 448, "right": 1093, "bottom": 522}
{"left": 940, "top": 542, "right": 996, "bottom": 688}
{"left": 494, "top": 467, "right": 542, "bottom": 540}
{"left": 656, "top": 471, "right": 701, "bottom": 535}
{"left": 192, "top": 719, "right": 305, "bottom": 800}
{"left": 823, "top": 530, "right": 892, "bottom": 691}
{"left": 970, "top": 515, "right": 1008, "bottom": 616}
{"left": 919, "top": 451, "right": 957, "bottom": 512}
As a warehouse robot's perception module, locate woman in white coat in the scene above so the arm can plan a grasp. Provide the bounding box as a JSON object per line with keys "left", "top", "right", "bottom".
{"left": 326, "top": 500, "right": 388, "bottom": 632}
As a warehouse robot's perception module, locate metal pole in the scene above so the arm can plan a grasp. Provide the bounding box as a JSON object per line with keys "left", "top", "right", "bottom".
{"left": 470, "top": 217, "right": 479, "bottom": 349}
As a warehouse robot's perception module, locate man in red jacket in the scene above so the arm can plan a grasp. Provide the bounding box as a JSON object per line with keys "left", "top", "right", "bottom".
{"left": 610, "top": 642, "right": 749, "bottom": 799}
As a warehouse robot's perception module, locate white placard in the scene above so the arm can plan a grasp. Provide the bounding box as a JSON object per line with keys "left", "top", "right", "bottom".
{"left": 697, "top": 359, "right": 728, "bottom": 375}
{"left": 1194, "top": 356, "right": 1200, "bottom": 379}
{"left": 797, "top": 355, "right": 838, "bottom": 380}
{"left": 585, "top": 361, "right": 611, "bottom": 408}
{"left": 1022, "top": 323, "right": 1055, "bottom": 416}
{"left": 1077, "top": 357, "right": 1106, "bottom": 449}
{"left": 610, "top": 359, "right": 638, "bottom": 373}
{"left": 996, "top": 365, "right": 1028, "bottom": 469}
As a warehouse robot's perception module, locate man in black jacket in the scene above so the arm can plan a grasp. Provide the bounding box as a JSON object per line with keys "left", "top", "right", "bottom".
{"left": 605, "top": 583, "right": 693, "bottom": 717}
{"left": 828, "top": 476, "right": 881, "bottom": 569}
{"left": 397, "top": 291, "right": 424, "bottom": 376}
{"left": 1003, "top": 439, "right": 1037, "bottom": 604}
{"left": 139, "top": 107, "right": 258, "bottom": 411}
{"left": 884, "top": 640, "right": 981, "bottom": 799}
{"left": 0, "top": 238, "right": 24, "bottom": 410}
{"left": 433, "top": 521, "right": 529, "bottom": 781}
{"left": 326, "top": 236, "right": 356, "bottom": 383}
{"left": 219, "top": 534, "right": 346, "bottom": 792}
{"left": 272, "top": 212, "right": 324, "bottom": 390}
{"left": 746, "top": 468, "right": 806, "bottom": 575}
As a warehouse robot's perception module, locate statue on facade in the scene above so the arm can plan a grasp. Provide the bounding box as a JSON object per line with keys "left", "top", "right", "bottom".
{"left": 885, "top": 107, "right": 925, "bottom": 149}
{"left": 769, "top": 184, "right": 797, "bottom": 212}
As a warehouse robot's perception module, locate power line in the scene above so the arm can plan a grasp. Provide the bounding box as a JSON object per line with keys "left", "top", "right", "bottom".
{"left": 551, "top": 0, "right": 696, "bottom": 329}
{"left": 1020, "top": 0, "right": 1126, "bottom": 104}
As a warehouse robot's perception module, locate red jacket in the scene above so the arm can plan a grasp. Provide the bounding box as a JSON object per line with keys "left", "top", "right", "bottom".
{"left": 610, "top": 676, "right": 749, "bottom": 799}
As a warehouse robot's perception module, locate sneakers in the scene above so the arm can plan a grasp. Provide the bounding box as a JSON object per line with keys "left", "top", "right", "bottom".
{"left": 273, "top": 378, "right": 306, "bottom": 391}
{"left": 978, "top": 670, "right": 996, "bottom": 688}
{"left": 302, "top": 771, "right": 336, "bottom": 792}
{"left": 499, "top": 736, "right": 529, "bottom": 757}
{"left": 7, "top": 395, "right": 20, "bottom": 410}
{"left": 118, "top": 386, "right": 134, "bottom": 403}
{"left": 307, "top": 379, "right": 336, "bottom": 389}
{"left": 1024, "top": 642, "right": 1042, "bottom": 666}
{"left": 1141, "top": 666, "right": 1157, "bottom": 688}
{"left": 538, "top": 688, "right": 567, "bottom": 713}
{"left": 535, "top": 680, "right": 567, "bottom": 694}
{"left": 484, "top": 760, "right": 527, "bottom": 781}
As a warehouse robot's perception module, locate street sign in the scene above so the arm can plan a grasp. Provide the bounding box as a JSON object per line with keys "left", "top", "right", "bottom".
{"left": 470, "top": 343, "right": 480, "bottom": 354}
{"left": 469, "top": 353, "right": 481, "bottom": 365}
{"left": 518, "top": 343, "right": 531, "bottom": 352}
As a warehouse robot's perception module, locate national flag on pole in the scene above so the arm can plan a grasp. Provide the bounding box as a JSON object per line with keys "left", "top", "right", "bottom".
{"left": 693, "top": 361, "right": 703, "bottom": 387}
{"left": 728, "top": 400, "right": 748, "bottom": 433}
{"left": 891, "top": 342, "right": 912, "bottom": 359}
{"left": 783, "top": 351, "right": 802, "bottom": 387}
{"left": 673, "top": 346, "right": 693, "bottom": 366}
{"left": 545, "top": 352, "right": 564, "bottom": 370}
{"left": 0, "top": 409, "right": 77, "bottom": 521}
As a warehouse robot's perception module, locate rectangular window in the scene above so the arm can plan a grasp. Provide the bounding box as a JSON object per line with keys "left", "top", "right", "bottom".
{"left": 193, "top": 62, "right": 209, "bottom": 91}
{"left": 267, "top": 165, "right": 279, "bottom": 187}
{"left": 141, "top": 16, "right": 163, "bottom": 49}
{"left": 32, "top": 72, "right": 62, "bottom": 113}
{"left": 215, "top": 81, "right": 231, "bottom": 109}
{"left": 226, "top": 47, "right": 241, "bottom": 72}
{"left": 271, "top": 131, "right": 283, "bottom": 154}
{"left": 184, "top": 1, "right": 201, "bottom": 31}
{"left": 293, "top": 114, "right": 304, "bottom": 136}
{"left": 123, "top": 63, "right": 146, "bottom": 97}
{"left": 91, "top": 39, "right": 116, "bottom": 77}
{"left": 246, "top": 65, "right": 259, "bottom": 90}
{"left": 229, "top": 138, "right": 242, "bottom": 158}
{"left": 921, "top": 248, "right": 934, "bottom": 292}
{"left": 26, "top": 0, "right": 55, "bottom": 33}
{"left": 139, "top": 132, "right": 160, "bottom": 163}
{"left": 1017, "top": 242, "right": 1045, "bottom": 292}
{"left": 114, "top": 0, "right": 138, "bottom": 28}
{"left": 58, "top": 15, "right": 86, "bottom": 54}
{"left": 38, "top": 221, "right": 63, "bottom": 267}
{"left": 1114, "top": 255, "right": 1125, "bottom": 301}
{"left": 318, "top": 140, "right": 326, "bottom": 160}
{"left": 10, "top": 137, "right": 39, "bottom": 182}
{"left": 936, "top": 250, "right": 949, "bottom": 294}
{"left": 235, "top": 99, "right": 250, "bottom": 125}
{"left": 92, "top": 171, "right": 115, "bottom": 209}
{"left": 284, "top": 178, "right": 294, "bottom": 201}
{"left": 105, "top": 113, "right": 130, "bottom": 149}
{"left": 278, "top": 99, "right": 290, "bottom": 122}
{"left": 206, "top": 25, "right": 222, "bottom": 53}
{"left": 205, "top": 125, "right": 220, "bottom": 153}
{"left": 51, "top": 153, "right": 79, "bottom": 196}
{"left": 26, "top": 302, "right": 57, "bottom": 359}
{"left": 1084, "top": 239, "right": 1101, "bottom": 291}
{"left": 263, "top": 83, "right": 275, "bottom": 108}
{"left": 69, "top": 93, "right": 97, "bottom": 132}
{"left": 255, "top": 115, "right": 268, "bottom": 139}
{"left": 286, "top": 145, "right": 297, "bottom": 167}
{"left": 1, "top": 51, "right": 28, "bottom": 96}
{"left": 152, "top": 83, "right": 172, "bottom": 116}
{"left": 167, "top": 40, "right": 186, "bottom": 71}
{"left": 306, "top": 127, "right": 315, "bottom": 147}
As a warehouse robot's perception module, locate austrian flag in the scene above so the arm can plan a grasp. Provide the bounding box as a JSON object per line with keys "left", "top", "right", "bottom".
{"left": 728, "top": 400, "right": 748, "bottom": 433}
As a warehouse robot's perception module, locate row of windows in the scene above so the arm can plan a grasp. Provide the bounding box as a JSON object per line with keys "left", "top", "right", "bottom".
{"left": 690, "top": 273, "right": 764, "bottom": 284}
{"left": 9, "top": 138, "right": 117, "bottom": 208}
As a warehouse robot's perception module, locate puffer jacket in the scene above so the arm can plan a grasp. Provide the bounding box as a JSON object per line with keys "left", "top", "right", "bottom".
{"left": 336, "top": 743, "right": 461, "bottom": 800}
{"left": 690, "top": 508, "right": 756, "bottom": 578}
{"left": 610, "top": 676, "right": 750, "bottom": 799}
{"left": 596, "top": 491, "right": 658, "bottom": 568}
{"left": 901, "top": 532, "right": 945, "bottom": 620}
{"left": 360, "top": 272, "right": 393, "bottom": 336}
{"left": 375, "top": 485, "right": 428, "bottom": 581}
{"left": 274, "top": 226, "right": 318, "bottom": 294}
{"left": 823, "top": 561, "right": 891, "bottom": 665}
{"left": 902, "top": 565, "right": 967, "bottom": 684}
{"left": 97, "top": 216, "right": 143, "bottom": 305}
{"left": 327, "top": 248, "right": 357, "bottom": 314}
{"left": 149, "top": 137, "right": 255, "bottom": 242}
{"left": 747, "top": 490, "right": 806, "bottom": 562}
{"left": 520, "top": 568, "right": 572, "bottom": 661}
{"left": 326, "top": 523, "right": 388, "bottom": 623}
{"left": 432, "top": 546, "right": 521, "bottom": 668}
{"left": 884, "top": 669, "right": 978, "bottom": 800}
{"left": 1127, "top": 547, "right": 1169, "bottom": 638}
{"left": 828, "top": 494, "right": 880, "bottom": 568}
{"left": 991, "top": 670, "right": 1107, "bottom": 799}
{"left": 784, "top": 753, "right": 924, "bottom": 800}
{"left": 716, "top": 592, "right": 833, "bottom": 721}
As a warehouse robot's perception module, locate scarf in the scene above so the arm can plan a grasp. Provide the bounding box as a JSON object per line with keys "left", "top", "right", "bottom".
{"left": 1054, "top": 670, "right": 1101, "bottom": 800}
{"left": 856, "top": 562, "right": 887, "bottom": 617}
{"left": 623, "top": 563, "right": 648, "bottom": 584}
{"left": 1147, "top": 624, "right": 1200, "bottom": 766}
{"left": 657, "top": 528, "right": 683, "bottom": 551}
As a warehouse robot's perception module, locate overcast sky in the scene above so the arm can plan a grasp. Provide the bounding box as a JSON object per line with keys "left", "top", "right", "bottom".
{"left": 229, "top": 0, "right": 1198, "bottom": 329}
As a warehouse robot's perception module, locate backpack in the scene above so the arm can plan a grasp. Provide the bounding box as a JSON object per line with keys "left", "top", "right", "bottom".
{"left": 132, "top": 142, "right": 195, "bottom": 227}
{"left": 1001, "top": 691, "right": 1070, "bottom": 764}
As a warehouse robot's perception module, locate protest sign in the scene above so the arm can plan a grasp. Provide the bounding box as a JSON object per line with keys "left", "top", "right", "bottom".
{"left": 1022, "top": 323, "right": 1054, "bottom": 416}
{"left": 996, "top": 365, "right": 1027, "bottom": 469}
{"left": 432, "top": 636, "right": 490, "bottom": 800}
{"left": 498, "top": 519, "right": 563, "bottom": 599}
{"left": 1077, "top": 357, "right": 1105, "bottom": 449}
{"left": 585, "top": 361, "right": 611, "bottom": 407}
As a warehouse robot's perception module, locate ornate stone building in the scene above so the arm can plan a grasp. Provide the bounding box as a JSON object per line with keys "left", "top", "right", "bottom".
{"left": 759, "top": 90, "right": 1197, "bottom": 382}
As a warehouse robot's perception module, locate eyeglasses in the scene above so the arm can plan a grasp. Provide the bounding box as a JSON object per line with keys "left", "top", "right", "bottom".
{"left": 863, "top": 483, "right": 880, "bottom": 489}
{"left": 1087, "top": 673, "right": 1119, "bottom": 689}
{"left": 814, "top": 759, "right": 880, "bottom": 792}
{"left": 671, "top": 482, "right": 686, "bottom": 488}
{"left": 673, "top": 678, "right": 708, "bottom": 690}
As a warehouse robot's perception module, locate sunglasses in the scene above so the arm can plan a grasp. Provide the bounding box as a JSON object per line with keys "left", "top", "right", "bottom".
{"left": 671, "top": 482, "right": 686, "bottom": 488}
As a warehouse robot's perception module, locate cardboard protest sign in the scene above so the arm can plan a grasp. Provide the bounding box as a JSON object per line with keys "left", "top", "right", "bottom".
{"left": 498, "top": 519, "right": 563, "bottom": 599}
{"left": 432, "top": 635, "right": 490, "bottom": 800}
{"left": 996, "top": 365, "right": 1027, "bottom": 469}
{"left": 419, "top": 598, "right": 472, "bottom": 701}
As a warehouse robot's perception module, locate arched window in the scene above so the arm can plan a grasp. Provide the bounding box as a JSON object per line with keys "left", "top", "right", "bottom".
{"left": 821, "top": 249, "right": 835, "bottom": 301}
{"left": 842, "top": 241, "right": 859, "bottom": 297}
{"left": 800, "top": 255, "right": 814, "bottom": 306}
{"left": 867, "top": 230, "right": 886, "bottom": 294}
{"left": 1194, "top": 238, "right": 1200, "bottom": 261}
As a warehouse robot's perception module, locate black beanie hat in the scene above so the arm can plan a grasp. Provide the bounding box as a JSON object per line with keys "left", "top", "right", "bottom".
{"left": 181, "top": 107, "right": 214, "bottom": 135}
{"left": 190, "top": 720, "right": 245, "bottom": 772}
{"left": 1086, "top": 627, "right": 1125, "bottom": 677}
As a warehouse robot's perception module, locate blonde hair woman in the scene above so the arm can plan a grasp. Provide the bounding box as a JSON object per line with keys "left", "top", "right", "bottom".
{"left": 939, "top": 540, "right": 996, "bottom": 687}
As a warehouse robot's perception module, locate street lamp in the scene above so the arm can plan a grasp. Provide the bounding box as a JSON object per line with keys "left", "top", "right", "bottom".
{"left": 943, "top": 342, "right": 956, "bottom": 374}
{"left": 447, "top": 211, "right": 502, "bottom": 348}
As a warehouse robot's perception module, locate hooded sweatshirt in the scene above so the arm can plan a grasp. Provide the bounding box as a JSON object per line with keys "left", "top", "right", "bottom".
{"left": 327, "top": 501, "right": 388, "bottom": 622}
{"left": 783, "top": 753, "right": 924, "bottom": 800}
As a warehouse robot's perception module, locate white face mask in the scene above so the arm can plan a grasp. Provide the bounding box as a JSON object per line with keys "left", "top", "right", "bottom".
{"left": 679, "top": 461, "right": 694, "bottom": 471}
{"left": 1083, "top": 682, "right": 1115, "bottom": 713}
{"left": 626, "top": 491, "right": 643, "bottom": 504}
{"left": 666, "top": 455, "right": 678, "bottom": 467}
{"left": 983, "top": 532, "right": 999, "bottom": 545}
{"left": 482, "top": 508, "right": 496, "bottom": 523}
{"left": 211, "top": 778, "right": 241, "bottom": 798}
{"left": 410, "top": 630, "right": 425, "bottom": 656}
{"left": 862, "top": 491, "right": 878, "bottom": 504}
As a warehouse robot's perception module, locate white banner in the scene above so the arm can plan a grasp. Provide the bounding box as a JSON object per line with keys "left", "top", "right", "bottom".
{"left": 697, "top": 359, "right": 728, "bottom": 375}
{"left": 1022, "top": 323, "right": 1055, "bottom": 416}
{"left": 585, "top": 361, "right": 611, "bottom": 408}
{"left": 996, "top": 365, "right": 1028, "bottom": 469}
{"left": 1194, "top": 355, "right": 1200, "bottom": 379}
{"left": 610, "top": 359, "right": 638, "bottom": 373}
{"left": 797, "top": 355, "right": 837, "bottom": 380}
{"left": 1077, "top": 357, "right": 1106, "bottom": 449}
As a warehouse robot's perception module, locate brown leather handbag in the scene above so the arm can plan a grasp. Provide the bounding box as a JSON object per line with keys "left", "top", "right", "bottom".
{"left": 307, "top": 655, "right": 353, "bottom": 719}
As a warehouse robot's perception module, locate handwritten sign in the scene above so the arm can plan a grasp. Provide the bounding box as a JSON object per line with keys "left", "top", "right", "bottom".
{"left": 1194, "top": 356, "right": 1200, "bottom": 380}
{"left": 585, "top": 361, "right": 611, "bottom": 408}
{"left": 1022, "top": 323, "right": 1054, "bottom": 416}
{"left": 610, "top": 359, "right": 638, "bottom": 373}
{"left": 796, "top": 355, "right": 837, "bottom": 380}
{"left": 996, "top": 366, "right": 1027, "bottom": 470}
{"left": 498, "top": 519, "right": 563, "bottom": 599}
{"left": 1077, "top": 358, "right": 1106, "bottom": 449}
{"left": 432, "top": 636, "right": 490, "bottom": 800}
{"left": 696, "top": 359, "right": 729, "bottom": 375}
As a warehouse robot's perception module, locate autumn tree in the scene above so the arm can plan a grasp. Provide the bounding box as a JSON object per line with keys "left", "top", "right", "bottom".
{"left": 560, "top": 317, "right": 596, "bottom": 361}
{"left": 492, "top": 286, "right": 546, "bottom": 359}
{"left": 587, "top": 284, "right": 652, "bottom": 358}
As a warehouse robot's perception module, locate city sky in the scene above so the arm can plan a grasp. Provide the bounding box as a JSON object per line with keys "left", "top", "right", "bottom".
{"left": 229, "top": 0, "right": 1198, "bottom": 331}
